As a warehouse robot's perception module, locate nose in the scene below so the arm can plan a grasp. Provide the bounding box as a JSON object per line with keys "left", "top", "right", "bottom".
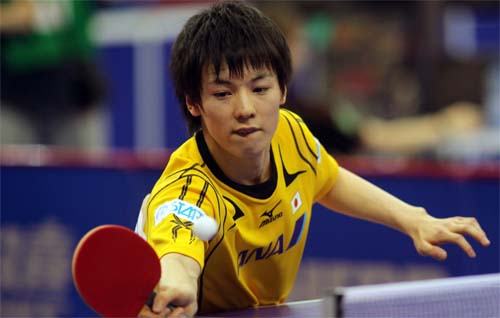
{"left": 234, "top": 90, "right": 255, "bottom": 121}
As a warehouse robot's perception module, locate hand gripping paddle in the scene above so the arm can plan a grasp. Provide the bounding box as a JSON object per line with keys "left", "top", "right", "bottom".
{"left": 72, "top": 225, "right": 162, "bottom": 317}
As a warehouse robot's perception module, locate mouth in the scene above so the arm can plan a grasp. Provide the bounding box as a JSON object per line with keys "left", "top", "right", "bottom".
{"left": 234, "top": 127, "right": 260, "bottom": 137}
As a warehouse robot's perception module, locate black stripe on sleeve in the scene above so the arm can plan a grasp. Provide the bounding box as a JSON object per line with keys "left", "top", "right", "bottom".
{"left": 178, "top": 175, "right": 192, "bottom": 200}
{"left": 196, "top": 181, "right": 209, "bottom": 207}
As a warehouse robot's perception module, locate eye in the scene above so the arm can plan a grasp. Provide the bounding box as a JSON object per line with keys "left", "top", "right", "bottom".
{"left": 214, "top": 91, "right": 231, "bottom": 98}
{"left": 254, "top": 87, "right": 269, "bottom": 94}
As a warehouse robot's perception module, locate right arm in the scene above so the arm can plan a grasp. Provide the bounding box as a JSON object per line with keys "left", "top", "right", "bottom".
{"left": 140, "top": 253, "right": 201, "bottom": 318}
{"left": 139, "top": 173, "right": 215, "bottom": 317}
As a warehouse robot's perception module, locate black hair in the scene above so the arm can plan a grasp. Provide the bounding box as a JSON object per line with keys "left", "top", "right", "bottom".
{"left": 169, "top": 0, "right": 292, "bottom": 134}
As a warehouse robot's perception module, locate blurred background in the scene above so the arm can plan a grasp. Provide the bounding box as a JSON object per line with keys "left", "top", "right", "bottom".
{"left": 1, "top": 0, "right": 499, "bottom": 316}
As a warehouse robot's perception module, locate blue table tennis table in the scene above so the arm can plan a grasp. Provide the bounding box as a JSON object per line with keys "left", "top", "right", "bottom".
{"left": 200, "top": 299, "right": 323, "bottom": 318}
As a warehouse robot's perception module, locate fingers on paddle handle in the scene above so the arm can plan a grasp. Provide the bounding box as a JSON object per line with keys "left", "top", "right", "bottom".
{"left": 146, "top": 292, "right": 156, "bottom": 309}
{"left": 146, "top": 291, "right": 176, "bottom": 311}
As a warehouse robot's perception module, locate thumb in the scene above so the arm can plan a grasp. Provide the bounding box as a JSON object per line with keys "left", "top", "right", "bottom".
{"left": 152, "top": 293, "right": 170, "bottom": 314}
{"left": 417, "top": 241, "right": 448, "bottom": 261}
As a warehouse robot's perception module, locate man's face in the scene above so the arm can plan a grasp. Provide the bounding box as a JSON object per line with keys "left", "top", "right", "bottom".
{"left": 187, "top": 63, "right": 286, "bottom": 160}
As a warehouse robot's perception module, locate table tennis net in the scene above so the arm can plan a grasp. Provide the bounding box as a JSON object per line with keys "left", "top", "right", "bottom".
{"left": 324, "top": 273, "right": 500, "bottom": 318}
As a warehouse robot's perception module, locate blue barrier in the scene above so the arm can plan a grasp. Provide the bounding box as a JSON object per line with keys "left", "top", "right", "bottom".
{"left": 1, "top": 151, "right": 498, "bottom": 316}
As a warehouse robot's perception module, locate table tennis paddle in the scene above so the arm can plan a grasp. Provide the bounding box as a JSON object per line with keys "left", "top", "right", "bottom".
{"left": 72, "top": 224, "right": 163, "bottom": 317}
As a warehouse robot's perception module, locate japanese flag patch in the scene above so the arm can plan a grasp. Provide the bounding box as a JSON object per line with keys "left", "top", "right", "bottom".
{"left": 291, "top": 191, "right": 302, "bottom": 214}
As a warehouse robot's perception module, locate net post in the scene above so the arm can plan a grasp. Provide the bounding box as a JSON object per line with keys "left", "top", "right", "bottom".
{"left": 323, "top": 287, "right": 345, "bottom": 318}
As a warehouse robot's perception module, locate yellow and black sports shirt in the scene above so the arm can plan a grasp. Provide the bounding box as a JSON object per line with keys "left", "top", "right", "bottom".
{"left": 141, "top": 109, "right": 339, "bottom": 314}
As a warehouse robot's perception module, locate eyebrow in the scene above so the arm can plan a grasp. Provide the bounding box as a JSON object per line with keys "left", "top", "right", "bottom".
{"left": 208, "top": 73, "right": 271, "bottom": 85}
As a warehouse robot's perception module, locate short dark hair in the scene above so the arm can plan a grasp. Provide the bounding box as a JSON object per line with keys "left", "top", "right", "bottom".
{"left": 169, "top": 1, "right": 292, "bottom": 134}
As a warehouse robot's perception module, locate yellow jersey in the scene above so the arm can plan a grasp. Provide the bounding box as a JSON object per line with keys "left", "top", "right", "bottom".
{"left": 142, "top": 109, "right": 339, "bottom": 313}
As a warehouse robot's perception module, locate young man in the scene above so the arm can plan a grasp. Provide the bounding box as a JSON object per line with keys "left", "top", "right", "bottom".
{"left": 136, "top": 1, "right": 490, "bottom": 317}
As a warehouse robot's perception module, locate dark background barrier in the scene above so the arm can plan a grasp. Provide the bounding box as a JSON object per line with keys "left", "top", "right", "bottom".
{"left": 1, "top": 148, "right": 498, "bottom": 317}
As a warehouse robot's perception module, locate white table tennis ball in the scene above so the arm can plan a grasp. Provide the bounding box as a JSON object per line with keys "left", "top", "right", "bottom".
{"left": 193, "top": 215, "right": 218, "bottom": 241}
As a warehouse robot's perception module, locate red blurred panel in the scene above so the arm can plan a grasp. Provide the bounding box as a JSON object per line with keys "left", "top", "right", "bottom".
{"left": 1, "top": 145, "right": 498, "bottom": 180}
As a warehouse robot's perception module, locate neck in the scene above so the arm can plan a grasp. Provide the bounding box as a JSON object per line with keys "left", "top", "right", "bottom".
{"left": 203, "top": 135, "right": 271, "bottom": 186}
{"left": 223, "top": 151, "right": 271, "bottom": 186}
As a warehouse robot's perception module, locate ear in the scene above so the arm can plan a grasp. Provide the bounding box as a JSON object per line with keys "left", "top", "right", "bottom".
{"left": 280, "top": 86, "right": 287, "bottom": 105}
{"left": 186, "top": 96, "right": 201, "bottom": 117}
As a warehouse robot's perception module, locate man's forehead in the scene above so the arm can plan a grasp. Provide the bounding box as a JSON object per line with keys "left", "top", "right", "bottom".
{"left": 204, "top": 63, "right": 273, "bottom": 80}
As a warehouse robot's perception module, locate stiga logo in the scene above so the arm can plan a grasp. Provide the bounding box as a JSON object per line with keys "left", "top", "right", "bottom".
{"left": 154, "top": 199, "right": 205, "bottom": 226}
{"left": 259, "top": 201, "right": 282, "bottom": 228}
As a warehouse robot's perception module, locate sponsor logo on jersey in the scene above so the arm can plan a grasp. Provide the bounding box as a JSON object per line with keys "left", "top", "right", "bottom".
{"left": 259, "top": 201, "right": 282, "bottom": 228}
{"left": 238, "top": 212, "right": 307, "bottom": 269}
{"left": 259, "top": 211, "right": 283, "bottom": 228}
{"left": 170, "top": 214, "right": 195, "bottom": 243}
{"left": 154, "top": 199, "right": 205, "bottom": 226}
{"left": 238, "top": 234, "right": 284, "bottom": 269}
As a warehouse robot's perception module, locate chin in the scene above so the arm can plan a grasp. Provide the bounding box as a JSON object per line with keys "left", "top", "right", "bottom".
{"left": 238, "top": 142, "right": 270, "bottom": 159}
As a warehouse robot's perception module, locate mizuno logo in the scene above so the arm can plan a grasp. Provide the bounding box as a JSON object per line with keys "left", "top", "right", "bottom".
{"left": 259, "top": 201, "right": 282, "bottom": 228}
{"left": 259, "top": 212, "right": 283, "bottom": 228}
{"left": 261, "top": 211, "right": 273, "bottom": 218}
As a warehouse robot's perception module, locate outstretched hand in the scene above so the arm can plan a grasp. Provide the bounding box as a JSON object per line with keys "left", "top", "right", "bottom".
{"left": 409, "top": 213, "right": 490, "bottom": 261}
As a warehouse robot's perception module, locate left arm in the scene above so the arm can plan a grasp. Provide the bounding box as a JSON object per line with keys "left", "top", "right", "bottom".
{"left": 318, "top": 167, "right": 490, "bottom": 260}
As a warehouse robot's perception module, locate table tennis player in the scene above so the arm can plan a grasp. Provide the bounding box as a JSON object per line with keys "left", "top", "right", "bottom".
{"left": 135, "top": 1, "right": 491, "bottom": 317}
